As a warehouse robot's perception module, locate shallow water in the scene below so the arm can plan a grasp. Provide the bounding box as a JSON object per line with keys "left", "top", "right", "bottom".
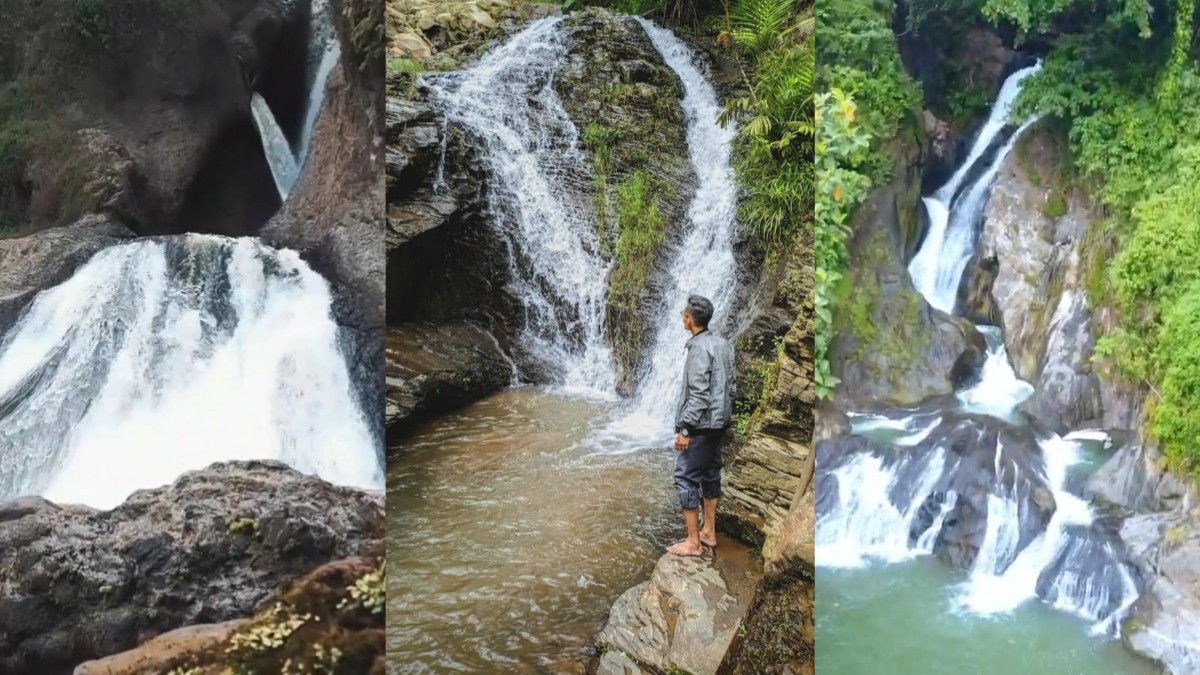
{"left": 386, "top": 387, "right": 681, "bottom": 672}
{"left": 817, "top": 558, "right": 1159, "bottom": 674}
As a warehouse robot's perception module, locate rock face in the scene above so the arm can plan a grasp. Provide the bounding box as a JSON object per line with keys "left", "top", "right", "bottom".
{"left": 386, "top": 322, "right": 511, "bottom": 439}
{"left": 0, "top": 461, "right": 383, "bottom": 673}
{"left": 1121, "top": 512, "right": 1200, "bottom": 675}
{"left": 554, "top": 9, "right": 696, "bottom": 393}
{"left": 73, "top": 621, "right": 248, "bottom": 675}
{"left": 971, "top": 124, "right": 1102, "bottom": 430}
{"left": 0, "top": 216, "right": 135, "bottom": 332}
{"left": 262, "top": 0, "right": 387, "bottom": 439}
{"left": 0, "top": 0, "right": 314, "bottom": 235}
{"left": 830, "top": 130, "right": 986, "bottom": 410}
{"left": 597, "top": 538, "right": 760, "bottom": 675}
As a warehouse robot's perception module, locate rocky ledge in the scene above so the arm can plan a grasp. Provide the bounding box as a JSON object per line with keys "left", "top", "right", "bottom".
{"left": 597, "top": 536, "right": 760, "bottom": 675}
{"left": 0, "top": 461, "right": 383, "bottom": 674}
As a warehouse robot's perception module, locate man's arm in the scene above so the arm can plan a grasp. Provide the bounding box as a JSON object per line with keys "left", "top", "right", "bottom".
{"left": 677, "top": 345, "right": 712, "bottom": 432}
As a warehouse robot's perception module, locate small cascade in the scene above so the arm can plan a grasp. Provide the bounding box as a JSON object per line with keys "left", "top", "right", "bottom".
{"left": 620, "top": 18, "right": 739, "bottom": 439}
{"left": 908, "top": 63, "right": 1042, "bottom": 313}
{"left": 424, "top": 17, "right": 616, "bottom": 393}
{"left": 251, "top": 93, "right": 301, "bottom": 199}
{"left": 250, "top": 0, "right": 342, "bottom": 201}
{"left": 0, "top": 236, "right": 383, "bottom": 510}
{"left": 297, "top": 0, "right": 341, "bottom": 168}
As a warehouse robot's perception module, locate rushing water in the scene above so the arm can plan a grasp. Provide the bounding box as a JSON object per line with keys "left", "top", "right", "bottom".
{"left": 390, "top": 16, "right": 743, "bottom": 672}
{"left": 0, "top": 235, "right": 382, "bottom": 509}
{"left": 250, "top": 0, "right": 341, "bottom": 200}
{"left": 818, "top": 65, "right": 1154, "bottom": 671}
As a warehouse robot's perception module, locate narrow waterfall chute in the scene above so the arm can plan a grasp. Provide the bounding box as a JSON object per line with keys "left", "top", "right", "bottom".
{"left": 251, "top": 93, "right": 300, "bottom": 199}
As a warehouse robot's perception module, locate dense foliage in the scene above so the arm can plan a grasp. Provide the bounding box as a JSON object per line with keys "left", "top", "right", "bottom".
{"left": 814, "top": 90, "right": 873, "bottom": 397}
{"left": 719, "top": 0, "right": 815, "bottom": 249}
{"left": 997, "top": 0, "right": 1200, "bottom": 474}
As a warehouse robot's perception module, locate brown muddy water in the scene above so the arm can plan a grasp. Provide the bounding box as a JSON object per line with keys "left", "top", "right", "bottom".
{"left": 387, "top": 387, "right": 688, "bottom": 672}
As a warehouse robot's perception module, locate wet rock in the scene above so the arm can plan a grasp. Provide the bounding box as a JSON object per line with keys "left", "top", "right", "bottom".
{"left": 387, "top": 321, "right": 511, "bottom": 440}
{"left": 1121, "top": 512, "right": 1200, "bottom": 675}
{"left": 555, "top": 9, "right": 696, "bottom": 394}
{"left": 978, "top": 123, "right": 1102, "bottom": 430}
{"left": 0, "top": 461, "right": 383, "bottom": 673}
{"left": 956, "top": 251, "right": 1001, "bottom": 326}
{"left": 597, "top": 539, "right": 760, "bottom": 675}
{"left": 1086, "top": 438, "right": 1191, "bottom": 513}
{"left": 830, "top": 125, "right": 987, "bottom": 409}
{"left": 715, "top": 563, "right": 814, "bottom": 675}
{"left": 0, "top": 215, "right": 135, "bottom": 333}
{"left": 816, "top": 413, "right": 1058, "bottom": 573}
{"left": 1034, "top": 522, "right": 1142, "bottom": 626}
{"left": 261, "top": 5, "right": 387, "bottom": 439}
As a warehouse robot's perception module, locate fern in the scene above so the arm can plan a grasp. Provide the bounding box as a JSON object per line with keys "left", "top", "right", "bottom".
{"left": 730, "top": 0, "right": 797, "bottom": 53}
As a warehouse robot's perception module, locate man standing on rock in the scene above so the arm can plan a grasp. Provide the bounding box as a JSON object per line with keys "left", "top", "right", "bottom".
{"left": 668, "top": 294, "right": 735, "bottom": 557}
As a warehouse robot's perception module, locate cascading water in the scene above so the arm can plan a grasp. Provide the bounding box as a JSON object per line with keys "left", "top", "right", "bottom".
{"left": 423, "top": 17, "right": 616, "bottom": 393}
{"left": 817, "top": 63, "right": 1142, "bottom": 638}
{"left": 251, "top": 93, "right": 301, "bottom": 199}
{"left": 621, "top": 18, "right": 740, "bottom": 440}
{"left": 250, "top": 0, "right": 341, "bottom": 200}
{"left": 0, "top": 236, "right": 383, "bottom": 510}
{"left": 908, "top": 63, "right": 1041, "bottom": 314}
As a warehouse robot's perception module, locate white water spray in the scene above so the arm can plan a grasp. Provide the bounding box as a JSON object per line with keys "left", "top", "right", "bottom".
{"left": 0, "top": 236, "right": 382, "bottom": 509}
{"left": 424, "top": 17, "right": 615, "bottom": 393}
{"left": 613, "top": 18, "right": 740, "bottom": 442}
{"left": 908, "top": 63, "right": 1042, "bottom": 313}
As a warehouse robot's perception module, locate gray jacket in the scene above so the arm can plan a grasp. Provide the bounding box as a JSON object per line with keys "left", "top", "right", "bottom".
{"left": 674, "top": 330, "right": 735, "bottom": 433}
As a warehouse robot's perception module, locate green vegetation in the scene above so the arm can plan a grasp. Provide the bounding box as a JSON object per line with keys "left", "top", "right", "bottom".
{"left": 718, "top": 0, "right": 815, "bottom": 249}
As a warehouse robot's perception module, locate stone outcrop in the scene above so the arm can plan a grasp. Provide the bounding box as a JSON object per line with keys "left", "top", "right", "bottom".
{"left": 386, "top": 322, "right": 511, "bottom": 439}
{"left": 967, "top": 124, "right": 1102, "bottom": 431}
{"left": 0, "top": 461, "right": 383, "bottom": 673}
{"left": 0, "top": 215, "right": 135, "bottom": 332}
{"left": 597, "top": 537, "right": 760, "bottom": 675}
{"left": 73, "top": 621, "right": 248, "bottom": 675}
{"left": 830, "top": 129, "right": 986, "bottom": 410}
{"left": 0, "top": 0, "right": 319, "bottom": 236}
{"left": 1121, "top": 511, "right": 1200, "bottom": 675}
{"left": 261, "top": 0, "right": 386, "bottom": 438}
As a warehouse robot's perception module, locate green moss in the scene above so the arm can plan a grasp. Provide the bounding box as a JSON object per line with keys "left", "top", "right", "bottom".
{"left": 1041, "top": 191, "right": 1067, "bottom": 218}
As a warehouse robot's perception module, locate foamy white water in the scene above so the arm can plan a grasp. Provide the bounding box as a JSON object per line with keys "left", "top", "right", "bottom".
{"left": 251, "top": 93, "right": 300, "bottom": 198}
{"left": 617, "top": 18, "right": 739, "bottom": 442}
{"left": 425, "top": 17, "right": 616, "bottom": 393}
{"left": 0, "top": 236, "right": 382, "bottom": 509}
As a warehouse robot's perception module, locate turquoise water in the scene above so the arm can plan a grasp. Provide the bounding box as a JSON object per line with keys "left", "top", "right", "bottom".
{"left": 817, "top": 557, "right": 1159, "bottom": 674}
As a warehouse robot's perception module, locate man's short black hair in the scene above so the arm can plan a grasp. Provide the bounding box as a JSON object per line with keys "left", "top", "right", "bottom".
{"left": 685, "top": 294, "right": 714, "bottom": 328}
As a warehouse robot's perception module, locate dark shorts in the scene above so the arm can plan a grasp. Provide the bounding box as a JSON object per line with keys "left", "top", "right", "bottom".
{"left": 674, "top": 430, "right": 724, "bottom": 510}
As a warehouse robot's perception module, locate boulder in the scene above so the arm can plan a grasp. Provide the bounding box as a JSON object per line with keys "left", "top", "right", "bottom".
{"left": 0, "top": 215, "right": 135, "bottom": 333}
{"left": 73, "top": 621, "right": 248, "bottom": 675}
{"left": 830, "top": 129, "right": 987, "bottom": 409}
{"left": 0, "top": 461, "right": 383, "bottom": 673}
{"left": 1121, "top": 512, "right": 1200, "bottom": 675}
{"left": 816, "top": 413, "right": 1058, "bottom": 573}
{"left": 597, "top": 537, "right": 760, "bottom": 675}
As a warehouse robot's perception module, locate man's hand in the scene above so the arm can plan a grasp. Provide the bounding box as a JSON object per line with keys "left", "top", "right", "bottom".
{"left": 674, "top": 433, "right": 689, "bottom": 452}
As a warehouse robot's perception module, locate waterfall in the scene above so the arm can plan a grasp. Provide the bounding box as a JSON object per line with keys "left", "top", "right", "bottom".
{"left": 908, "top": 63, "right": 1042, "bottom": 313}
{"left": 250, "top": 0, "right": 341, "bottom": 201}
{"left": 818, "top": 62, "right": 1140, "bottom": 636}
{"left": 0, "top": 235, "right": 383, "bottom": 510}
{"left": 251, "top": 93, "right": 301, "bottom": 199}
{"left": 423, "top": 17, "right": 616, "bottom": 393}
{"left": 621, "top": 18, "right": 739, "bottom": 439}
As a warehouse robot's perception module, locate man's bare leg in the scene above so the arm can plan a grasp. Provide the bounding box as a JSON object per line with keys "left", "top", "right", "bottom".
{"left": 700, "top": 497, "right": 718, "bottom": 547}
{"left": 667, "top": 508, "right": 704, "bottom": 556}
